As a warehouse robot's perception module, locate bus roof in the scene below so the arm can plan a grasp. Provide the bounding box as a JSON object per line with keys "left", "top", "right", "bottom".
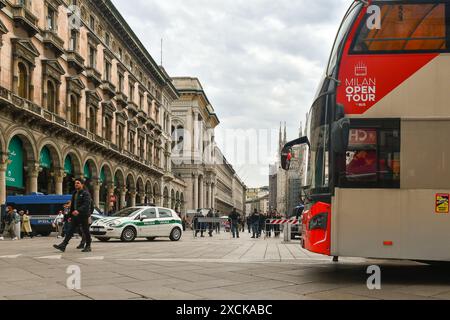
{"left": 6, "top": 194, "right": 72, "bottom": 205}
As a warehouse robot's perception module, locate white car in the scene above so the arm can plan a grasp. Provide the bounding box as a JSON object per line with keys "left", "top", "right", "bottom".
{"left": 90, "top": 206, "right": 183, "bottom": 242}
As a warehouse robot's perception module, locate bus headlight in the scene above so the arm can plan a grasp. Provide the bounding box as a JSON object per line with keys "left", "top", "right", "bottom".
{"left": 309, "top": 213, "right": 328, "bottom": 231}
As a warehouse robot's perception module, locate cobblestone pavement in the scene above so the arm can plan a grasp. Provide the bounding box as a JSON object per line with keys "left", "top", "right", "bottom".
{"left": 0, "top": 230, "right": 449, "bottom": 300}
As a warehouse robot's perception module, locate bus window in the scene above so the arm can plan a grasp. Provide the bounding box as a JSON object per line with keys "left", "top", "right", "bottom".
{"left": 339, "top": 125, "right": 400, "bottom": 188}
{"left": 352, "top": 3, "right": 449, "bottom": 53}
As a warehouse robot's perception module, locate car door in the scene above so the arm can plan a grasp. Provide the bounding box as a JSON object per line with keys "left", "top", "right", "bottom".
{"left": 138, "top": 208, "right": 158, "bottom": 237}
{"left": 157, "top": 208, "right": 175, "bottom": 236}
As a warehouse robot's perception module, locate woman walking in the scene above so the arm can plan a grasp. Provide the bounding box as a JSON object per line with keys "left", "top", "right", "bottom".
{"left": 21, "top": 210, "right": 33, "bottom": 238}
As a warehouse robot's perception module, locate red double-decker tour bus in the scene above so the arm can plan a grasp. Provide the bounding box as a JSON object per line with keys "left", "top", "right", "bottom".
{"left": 282, "top": 0, "right": 450, "bottom": 262}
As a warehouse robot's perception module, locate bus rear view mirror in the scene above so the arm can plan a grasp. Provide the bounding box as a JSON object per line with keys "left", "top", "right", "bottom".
{"left": 331, "top": 118, "right": 350, "bottom": 153}
{"left": 280, "top": 136, "right": 310, "bottom": 171}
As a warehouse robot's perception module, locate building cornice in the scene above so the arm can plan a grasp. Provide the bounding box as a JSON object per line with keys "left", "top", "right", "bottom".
{"left": 93, "top": 0, "right": 178, "bottom": 94}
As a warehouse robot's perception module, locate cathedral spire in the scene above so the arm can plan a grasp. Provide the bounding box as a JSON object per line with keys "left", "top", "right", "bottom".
{"left": 283, "top": 122, "right": 287, "bottom": 144}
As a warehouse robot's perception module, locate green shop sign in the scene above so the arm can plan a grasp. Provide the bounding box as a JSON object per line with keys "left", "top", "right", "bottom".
{"left": 100, "top": 168, "right": 106, "bottom": 184}
{"left": 39, "top": 147, "right": 52, "bottom": 169}
{"left": 6, "top": 137, "right": 24, "bottom": 189}
{"left": 64, "top": 156, "right": 73, "bottom": 175}
{"left": 83, "top": 163, "right": 91, "bottom": 179}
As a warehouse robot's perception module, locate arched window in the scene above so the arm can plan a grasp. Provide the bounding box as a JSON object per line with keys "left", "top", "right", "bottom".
{"left": 47, "top": 80, "right": 56, "bottom": 113}
{"left": 88, "top": 107, "right": 96, "bottom": 133}
{"left": 70, "top": 95, "right": 79, "bottom": 124}
{"left": 18, "top": 63, "right": 28, "bottom": 99}
{"left": 104, "top": 116, "right": 112, "bottom": 141}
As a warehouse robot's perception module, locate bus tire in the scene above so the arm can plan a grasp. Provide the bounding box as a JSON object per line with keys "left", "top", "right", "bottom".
{"left": 40, "top": 232, "right": 51, "bottom": 237}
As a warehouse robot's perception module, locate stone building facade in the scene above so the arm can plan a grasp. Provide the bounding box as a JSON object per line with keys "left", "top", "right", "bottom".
{"left": 170, "top": 77, "right": 246, "bottom": 214}
{"left": 0, "top": 0, "right": 186, "bottom": 212}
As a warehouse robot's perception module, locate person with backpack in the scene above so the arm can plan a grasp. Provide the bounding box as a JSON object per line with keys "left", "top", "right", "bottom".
{"left": 53, "top": 178, "right": 93, "bottom": 253}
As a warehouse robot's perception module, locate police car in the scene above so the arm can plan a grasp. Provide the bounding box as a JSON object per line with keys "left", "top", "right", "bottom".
{"left": 90, "top": 206, "right": 183, "bottom": 242}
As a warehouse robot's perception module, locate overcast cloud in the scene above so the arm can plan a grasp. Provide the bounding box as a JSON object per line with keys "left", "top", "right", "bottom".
{"left": 111, "top": 0, "right": 351, "bottom": 187}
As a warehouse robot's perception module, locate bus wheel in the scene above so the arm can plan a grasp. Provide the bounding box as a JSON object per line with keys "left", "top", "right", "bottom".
{"left": 40, "top": 232, "right": 51, "bottom": 237}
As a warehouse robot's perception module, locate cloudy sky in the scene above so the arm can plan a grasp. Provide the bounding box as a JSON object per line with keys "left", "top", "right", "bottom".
{"left": 111, "top": 0, "right": 351, "bottom": 187}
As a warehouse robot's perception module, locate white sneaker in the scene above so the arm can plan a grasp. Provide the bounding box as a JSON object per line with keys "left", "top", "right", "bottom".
{"left": 12, "top": 237, "right": 18, "bottom": 241}
{"left": 0, "top": 237, "right": 4, "bottom": 241}
{"left": 57, "top": 236, "right": 62, "bottom": 239}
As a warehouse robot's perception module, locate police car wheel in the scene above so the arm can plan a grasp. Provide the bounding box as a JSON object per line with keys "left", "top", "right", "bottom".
{"left": 170, "top": 228, "right": 182, "bottom": 241}
{"left": 146, "top": 237, "right": 156, "bottom": 241}
{"left": 121, "top": 227, "right": 136, "bottom": 242}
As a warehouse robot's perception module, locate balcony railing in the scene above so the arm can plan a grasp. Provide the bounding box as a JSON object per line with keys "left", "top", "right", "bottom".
{"left": 12, "top": 5, "right": 39, "bottom": 36}
{"left": 66, "top": 50, "right": 85, "bottom": 74}
{"left": 101, "top": 81, "right": 116, "bottom": 98}
{"left": 127, "top": 101, "right": 138, "bottom": 115}
{"left": 86, "top": 67, "right": 102, "bottom": 87}
{"left": 115, "top": 92, "right": 128, "bottom": 107}
{"left": 0, "top": 85, "right": 166, "bottom": 175}
{"left": 42, "top": 30, "right": 65, "bottom": 57}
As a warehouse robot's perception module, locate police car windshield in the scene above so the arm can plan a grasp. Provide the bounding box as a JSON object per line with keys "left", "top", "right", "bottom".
{"left": 112, "top": 208, "right": 140, "bottom": 217}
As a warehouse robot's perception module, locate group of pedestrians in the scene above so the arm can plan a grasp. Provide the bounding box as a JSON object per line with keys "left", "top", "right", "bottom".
{"left": 193, "top": 209, "right": 223, "bottom": 237}
{"left": 247, "top": 209, "right": 283, "bottom": 239}
{"left": 0, "top": 206, "right": 33, "bottom": 240}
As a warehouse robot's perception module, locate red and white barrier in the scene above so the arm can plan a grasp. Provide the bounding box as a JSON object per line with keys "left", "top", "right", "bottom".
{"left": 267, "top": 219, "right": 300, "bottom": 225}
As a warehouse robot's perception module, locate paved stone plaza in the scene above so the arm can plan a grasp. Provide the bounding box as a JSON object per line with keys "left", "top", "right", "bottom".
{"left": 0, "top": 231, "right": 450, "bottom": 300}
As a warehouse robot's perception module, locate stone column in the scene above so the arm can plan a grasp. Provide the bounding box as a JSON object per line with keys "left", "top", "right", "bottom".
{"left": 0, "top": 156, "right": 7, "bottom": 205}
{"left": 210, "top": 183, "right": 214, "bottom": 210}
{"left": 92, "top": 179, "right": 100, "bottom": 208}
{"left": 130, "top": 191, "right": 136, "bottom": 207}
{"left": 199, "top": 176, "right": 204, "bottom": 209}
{"left": 120, "top": 188, "right": 127, "bottom": 209}
{"left": 27, "top": 162, "right": 40, "bottom": 194}
{"left": 54, "top": 169, "right": 65, "bottom": 195}
{"left": 193, "top": 174, "right": 198, "bottom": 209}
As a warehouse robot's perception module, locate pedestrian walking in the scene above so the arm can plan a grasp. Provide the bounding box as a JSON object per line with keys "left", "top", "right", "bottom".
{"left": 214, "top": 210, "right": 220, "bottom": 234}
{"left": 258, "top": 211, "right": 266, "bottom": 238}
{"left": 53, "top": 178, "right": 93, "bottom": 253}
{"left": 247, "top": 215, "right": 251, "bottom": 234}
{"left": 240, "top": 215, "right": 245, "bottom": 233}
{"left": 193, "top": 211, "right": 205, "bottom": 237}
{"left": 228, "top": 208, "right": 241, "bottom": 238}
{"left": 250, "top": 209, "right": 260, "bottom": 238}
{"left": 20, "top": 210, "right": 33, "bottom": 238}
{"left": 0, "top": 205, "right": 19, "bottom": 241}
{"left": 207, "top": 209, "right": 214, "bottom": 237}
{"left": 53, "top": 211, "right": 65, "bottom": 238}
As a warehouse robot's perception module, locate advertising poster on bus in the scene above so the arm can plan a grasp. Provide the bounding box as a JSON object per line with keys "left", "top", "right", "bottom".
{"left": 435, "top": 194, "right": 449, "bottom": 214}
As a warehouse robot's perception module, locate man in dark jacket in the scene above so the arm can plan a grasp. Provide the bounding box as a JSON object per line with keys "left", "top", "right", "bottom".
{"left": 228, "top": 208, "right": 241, "bottom": 238}
{"left": 54, "top": 178, "right": 93, "bottom": 253}
{"left": 207, "top": 209, "right": 214, "bottom": 237}
{"left": 250, "top": 209, "right": 260, "bottom": 238}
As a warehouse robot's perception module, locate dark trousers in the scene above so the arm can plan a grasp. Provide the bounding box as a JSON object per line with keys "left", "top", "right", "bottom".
{"left": 231, "top": 223, "right": 239, "bottom": 238}
{"left": 62, "top": 215, "right": 91, "bottom": 247}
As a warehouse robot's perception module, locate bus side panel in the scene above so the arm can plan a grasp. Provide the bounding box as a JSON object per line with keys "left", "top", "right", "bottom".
{"left": 333, "top": 188, "right": 450, "bottom": 261}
